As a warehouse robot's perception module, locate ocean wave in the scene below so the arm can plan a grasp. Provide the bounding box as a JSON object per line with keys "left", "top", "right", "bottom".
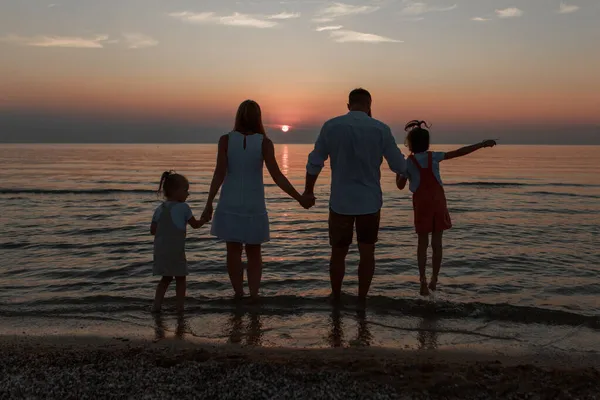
{"left": 0, "top": 295, "right": 598, "bottom": 329}
{"left": 1, "top": 182, "right": 599, "bottom": 195}
{"left": 446, "top": 182, "right": 600, "bottom": 188}
{"left": 0, "top": 188, "right": 154, "bottom": 195}
{"left": 527, "top": 191, "right": 600, "bottom": 199}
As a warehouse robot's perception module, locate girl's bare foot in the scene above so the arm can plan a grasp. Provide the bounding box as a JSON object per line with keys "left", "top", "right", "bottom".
{"left": 428, "top": 277, "right": 438, "bottom": 292}
{"left": 420, "top": 280, "right": 430, "bottom": 296}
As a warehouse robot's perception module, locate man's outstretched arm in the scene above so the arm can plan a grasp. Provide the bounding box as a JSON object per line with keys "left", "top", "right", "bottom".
{"left": 305, "top": 126, "right": 329, "bottom": 196}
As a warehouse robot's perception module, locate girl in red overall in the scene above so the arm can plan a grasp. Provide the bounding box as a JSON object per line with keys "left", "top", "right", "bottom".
{"left": 396, "top": 120, "right": 497, "bottom": 296}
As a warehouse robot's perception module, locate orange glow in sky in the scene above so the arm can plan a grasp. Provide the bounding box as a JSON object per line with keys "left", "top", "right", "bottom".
{"left": 0, "top": 0, "right": 599, "bottom": 143}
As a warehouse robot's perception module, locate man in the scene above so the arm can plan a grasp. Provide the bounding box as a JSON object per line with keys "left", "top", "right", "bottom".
{"left": 304, "top": 88, "right": 407, "bottom": 301}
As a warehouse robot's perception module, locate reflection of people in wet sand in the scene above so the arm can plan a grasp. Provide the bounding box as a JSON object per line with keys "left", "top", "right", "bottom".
{"left": 327, "top": 308, "right": 344, "bottom": 348}
{"left": 417, "top": 317, "right": 439, "bottom": 350}
{"left": 355, "top": 309, "right": 373, "bottom": 347}
{"left": 226, "top": 306, "right": 263, "bottom": 346}
{"left": 152, "top": 313, "right": 187, "bottom": 341}
{"left": 327, "top": 307, "right": 373, "bottom": 347}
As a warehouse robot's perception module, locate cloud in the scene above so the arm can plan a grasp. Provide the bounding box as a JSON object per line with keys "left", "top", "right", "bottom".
{"left": 329, "top": 30, "right": 402, "bottom": 43}
{"left": 314, "top": 2, "right": 379, "bottom": 21}
{"left": 471, "top": 17, "right": 490, "bottom": 22}
{"left": 316, "top": 25, "right": 343, "bottom": 31}
{"left": 399, "top": 1, "right": 457, "bottom": 16}
{"left": 1, "top": 34, "right": 109, "bottom": 48}
{"left": 267, "top": 12, "right": 301, "bottom": 20}
{"left": 312, "top": 17, "right": 335, "bottom": 23}
{"left": 123, "top": 33, "right": 158, "bottom": 49}
{"left": 169, "top": 11, "right": 278, "bottom": 28}
{"left": 558, "top": 2, "right": 579, "bottom": 14}
{"left": 495, "top": 7, "right": 523, "bottom": 18}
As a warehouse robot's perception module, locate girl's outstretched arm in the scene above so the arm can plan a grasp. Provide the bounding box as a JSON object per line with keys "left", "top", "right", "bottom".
{"left": 263, "top": 138, "right": 313, "bottom": 209}
{"left": 444, "top": 140, "right": 497, "bottom": 160}
{"left": 202, "top": 135, "right": 228, "bottom": 221}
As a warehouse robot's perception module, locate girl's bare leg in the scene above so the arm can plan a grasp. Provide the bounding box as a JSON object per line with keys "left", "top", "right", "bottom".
{"left": 417, "top": 233, "right": 429, "bottom": 296}
{"left": 245, "top": 244, "right": 262, "bottom": 300}
{"left": 152, "top": 276, "right": 173, "bottom": 312}
{"left": 226, "top": 242, "right": 245, "bottom": 298}
{"left": 430, "top": 231, "right": 443, "bottom": 291}
{"left": 175, "top": 276, "right": 186, "bottom": 313}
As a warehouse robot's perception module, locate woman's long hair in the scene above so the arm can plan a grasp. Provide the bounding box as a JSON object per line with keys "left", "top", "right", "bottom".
{"left": 234, "top": 100, "right": 266, "bottom": 135}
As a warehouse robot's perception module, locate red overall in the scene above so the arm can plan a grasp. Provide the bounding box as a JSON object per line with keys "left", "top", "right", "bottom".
{"left": 410, "top": 152, "right": 452, "bottom": 234}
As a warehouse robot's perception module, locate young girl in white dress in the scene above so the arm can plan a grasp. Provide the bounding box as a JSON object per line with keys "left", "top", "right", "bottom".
{"left": 151, "top": 171, "right": 206, "bottom": 313}
{"left": 202, "top": 100, "right": 313, "bottom": 300}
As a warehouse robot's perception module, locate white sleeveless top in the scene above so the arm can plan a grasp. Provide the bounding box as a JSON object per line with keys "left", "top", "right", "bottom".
{"left": 210, "top": 132, "right": 270, "bottom": 244}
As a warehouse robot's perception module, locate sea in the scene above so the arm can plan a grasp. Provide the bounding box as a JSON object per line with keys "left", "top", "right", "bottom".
{"left": 0, "top": 144, "right": 599, "bottom": 352}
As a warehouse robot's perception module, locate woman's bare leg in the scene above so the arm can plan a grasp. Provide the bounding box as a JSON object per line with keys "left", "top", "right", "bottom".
{"left": 430, "top": 231, "right": 443, "bottom": 291}
{"left": 226, "top": 242, "right": 245, "bottom": 298}
{"left": 152, "top": 276, "right": 173, "bottom": 312}
{"left": 175, "top": 276, "right": 186, "bottom": 313}
{"left": 245, "top": 244, "right": 262, "bottom": 300}
{"left": 417, "top": 233, "right": 429, "bottom": 296}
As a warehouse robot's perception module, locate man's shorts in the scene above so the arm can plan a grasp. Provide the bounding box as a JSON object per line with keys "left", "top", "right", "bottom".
{"left": 328, "top": 209, "right": 381, "bottom": 248}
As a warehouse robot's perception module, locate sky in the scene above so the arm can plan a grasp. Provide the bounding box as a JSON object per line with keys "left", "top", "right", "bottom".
{"left": 0, "top": 0, "right": 599, "bottom": 144}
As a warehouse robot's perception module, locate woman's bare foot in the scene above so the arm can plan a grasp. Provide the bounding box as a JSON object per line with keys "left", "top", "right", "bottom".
{"left": 233, "top": 291, "right": 245, "bottom": 300}
{"left": 428, "top": 277, "right": 438, "bottom": 292}
{"left": 420, "top": 280, "right": 430, "bottom": 296}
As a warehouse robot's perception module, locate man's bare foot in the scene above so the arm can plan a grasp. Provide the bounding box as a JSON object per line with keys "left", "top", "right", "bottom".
{"left": 428, "top": 277, "right": 438, "bottom": 292}
{"left": 420, "top": 280, "right": 430, "bottom": 296}
{"left": 248, "top": 294, "right": 260, "bottom": 304}
{"left": 329, "top": 292, "right": 342, "bottom": 305}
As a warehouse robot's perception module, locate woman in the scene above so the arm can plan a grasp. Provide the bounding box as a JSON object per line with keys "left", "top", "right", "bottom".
{"left": 202, "top": 100, "right": 313, "bottom": 299}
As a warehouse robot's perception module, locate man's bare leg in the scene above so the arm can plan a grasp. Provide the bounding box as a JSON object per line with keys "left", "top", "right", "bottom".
{"left": 357, "top": 242, "right": 375, "bottom": 302}
{"left": 330, "top": 246, "right": 349, "bottom": 300}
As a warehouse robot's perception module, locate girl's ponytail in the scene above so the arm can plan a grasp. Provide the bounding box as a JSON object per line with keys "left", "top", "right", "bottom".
{"left": 158, "top": 171, "right": 172, "bottom": 196}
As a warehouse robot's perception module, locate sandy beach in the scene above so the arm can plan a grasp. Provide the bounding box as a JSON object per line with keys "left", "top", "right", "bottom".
{"left": 1, "top": 334, "right": 598, "bottom": 400}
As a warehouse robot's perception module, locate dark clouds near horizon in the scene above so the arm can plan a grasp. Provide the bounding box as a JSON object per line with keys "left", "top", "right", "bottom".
{"left": 0, "top": 110, "right": 599, "bottom": 145}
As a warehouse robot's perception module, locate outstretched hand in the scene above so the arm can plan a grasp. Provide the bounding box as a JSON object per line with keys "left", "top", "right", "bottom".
{"left": 201, "top": 203, "right": 213, "bottom": 222}
{"left": 482, "top": 139, "right": 497, "bottom": 148}
{"left": 299, "top": 192, "right": 316, "bottom": 209}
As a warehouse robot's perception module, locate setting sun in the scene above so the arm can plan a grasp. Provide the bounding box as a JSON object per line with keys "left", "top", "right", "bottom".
{"left": 281, "top": 125, "right": 290, "bottom": 133}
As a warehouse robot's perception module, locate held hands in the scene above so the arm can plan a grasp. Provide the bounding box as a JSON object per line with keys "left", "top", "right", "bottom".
{"left": 396, "top": 174, "right": 407, "bottom": 190}
{"left": 298, "top": 192, "right": 316, "bottom": 209}
{"left": 481, "top": 139, "right": 497, "bottom": 148}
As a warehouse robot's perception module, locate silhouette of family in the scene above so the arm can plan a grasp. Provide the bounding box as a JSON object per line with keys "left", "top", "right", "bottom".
{"left": 150, "top": 88, "right": 497, "bottom": 313}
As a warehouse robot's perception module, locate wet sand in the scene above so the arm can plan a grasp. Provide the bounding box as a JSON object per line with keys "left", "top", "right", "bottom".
{"left": 1, "top": 335, "right": 598, "bottom": 399}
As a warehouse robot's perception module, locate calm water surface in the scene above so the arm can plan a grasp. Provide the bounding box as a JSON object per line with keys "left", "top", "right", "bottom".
{"left": 0, "top": 144, "right": 598, "bottom": 347}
